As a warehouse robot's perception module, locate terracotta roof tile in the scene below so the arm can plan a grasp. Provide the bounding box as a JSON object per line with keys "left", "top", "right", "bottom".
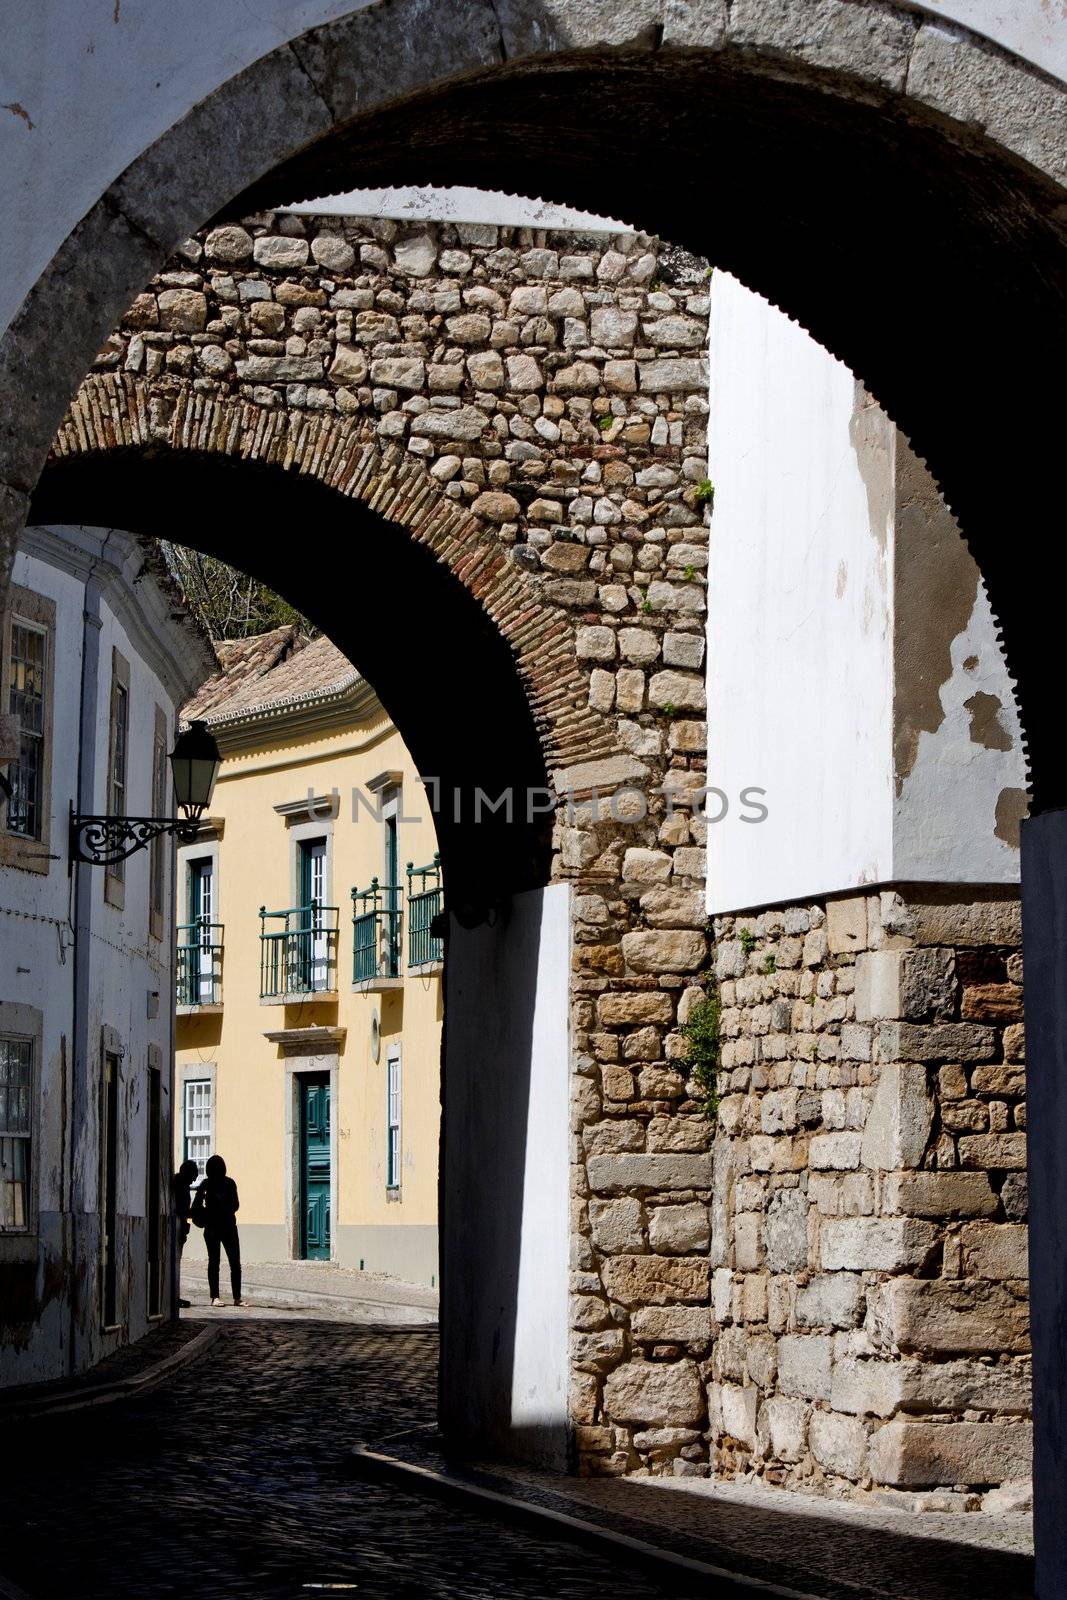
{"left": 184, "top": 632, "right": 360, "bottom": 725}
{"left": 182, "top": 626, "right": 301, "bottom": 720}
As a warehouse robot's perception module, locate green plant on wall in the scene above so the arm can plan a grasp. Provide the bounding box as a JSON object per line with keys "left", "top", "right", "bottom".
{"left": 738, "top": 927, "right": 757, "bottom": 957}
{"left": 694, "top": 478, "right": 715, "bottom": 507}
{"left": 681, "top": 982, "right": 721, "bottom": 1118}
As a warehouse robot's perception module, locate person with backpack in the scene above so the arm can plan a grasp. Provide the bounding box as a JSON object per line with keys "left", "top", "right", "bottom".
{"left": 191, "top": 1153, "right": 242, "bottom": 1307}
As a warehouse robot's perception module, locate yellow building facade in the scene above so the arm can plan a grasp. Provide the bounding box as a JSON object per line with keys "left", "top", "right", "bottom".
{"left": 174, "top": 629, "right": 442, "bottom": 1285}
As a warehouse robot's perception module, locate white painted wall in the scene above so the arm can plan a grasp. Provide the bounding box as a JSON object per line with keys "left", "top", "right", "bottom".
{"left": 440, "top": 883, "right": 571, "bottom": 1468}
{"left": 706, "top": 274, "right": 1028, "bottom": 914}
{"left": 0, "top": 526, "right": 209, "bottom": 1383}
{"left": 0, "top": 1, "right": 1062, "bottom": 340}
{"left": 706, "top": 272, "right": 895, "bottom": 912}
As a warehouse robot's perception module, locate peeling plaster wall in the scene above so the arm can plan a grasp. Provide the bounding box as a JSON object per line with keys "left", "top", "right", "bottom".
{"left": 892, "top": 437, "right": 1027, "bottom": 882}
{"left": 706, "top": 275, "right": 1026, "bottom": 914}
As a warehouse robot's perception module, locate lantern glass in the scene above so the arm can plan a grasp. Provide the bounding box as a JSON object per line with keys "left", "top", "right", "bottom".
{"left": 169, "top": 720, "right": 221, "bottom": 817}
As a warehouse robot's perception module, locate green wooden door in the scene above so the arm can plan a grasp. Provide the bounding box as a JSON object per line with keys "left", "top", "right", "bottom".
{"left": 299, "top": 1075, "right": 331, "bottom": 1260}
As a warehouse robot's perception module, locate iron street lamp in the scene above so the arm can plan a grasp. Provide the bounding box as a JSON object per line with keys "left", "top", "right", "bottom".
{"left": 70, "top": 720, "right": 222, "bottom": 867}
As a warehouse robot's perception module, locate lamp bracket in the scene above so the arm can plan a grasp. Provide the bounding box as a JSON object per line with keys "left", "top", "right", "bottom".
{"left": 70, "top": 811, "right": 203, "bottom": 867}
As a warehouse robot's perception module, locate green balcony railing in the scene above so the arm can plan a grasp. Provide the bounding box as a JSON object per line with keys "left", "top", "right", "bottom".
{"left": 176, "top": 921, "right": 224, "bottom": 1006}
{"left": 407, "top": 856, "right": 443, "bottom": 968}
{"left": 352, "top": 881, "right": 402, "bottom": 983}
{"left": 259, "top": 904, "right": 339, "bottom": 999}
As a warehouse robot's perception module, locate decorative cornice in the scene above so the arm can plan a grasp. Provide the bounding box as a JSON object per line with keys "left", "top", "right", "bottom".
{"left": 274, "top": 794, "right": 340, "bottom": 822}
{"left": 263, "top": 1025, "right": 346, "bottom": 1056}
{"left": 195, "top": 674, "right": 383, "bottom": 755}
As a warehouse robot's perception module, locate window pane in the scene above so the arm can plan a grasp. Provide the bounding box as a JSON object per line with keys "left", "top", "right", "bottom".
{"left": 7, "top": 622, "right": 46, "bottom": 839}
{"left": 0, "top": 1039, "right": 32, "bottom": 1230}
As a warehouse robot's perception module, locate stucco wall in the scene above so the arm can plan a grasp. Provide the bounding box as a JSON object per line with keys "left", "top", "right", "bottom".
{"left": 175, "top": 713, "right": 442, "bottom": 1285}
{"left": 441, "top": 882, "right": 571, "bottom": 1469}
{"left": 1, "top": 526, "right": 204, "bottom": 1384}
{"left": 706, "top": 272, "right": 1027, "bottom": 914}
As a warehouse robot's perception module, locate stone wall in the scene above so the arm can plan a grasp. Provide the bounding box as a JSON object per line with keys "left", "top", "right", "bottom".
{"left": 73, "top": 215, "right": 1032, "bottom": 1503}
{"left": 708, "top": 888, "right": 1030, "bottom": 1509}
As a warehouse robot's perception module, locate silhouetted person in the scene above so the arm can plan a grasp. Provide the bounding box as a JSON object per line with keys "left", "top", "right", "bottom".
{"left": 171, "top": 1158, "right": 199, "bottom": 1308}
{"left": 192, "top": 1153, "right": 242, "bottom": 1306}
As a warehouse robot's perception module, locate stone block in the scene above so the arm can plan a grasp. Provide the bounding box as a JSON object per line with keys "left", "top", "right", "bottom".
{"left": 868, "top": 1419, "right": 1033, "bottom": 1489}
{"left": 878, "top": 1022, "right": 996, "bottom": 1063}
{"left": 777, "top": 1335, "right": 833, "bottom": 1401}
{"left": 589, "top": 1198, "right": 646, "bottom": 1256}
{"left": 826, "top": 896, "right": 868, "bottom": 954}
{"left": 860, "top": 1064, "right": 933, "bottom": 1171}
{"left": 648, "top": 670, "right": 706, "bottom": 712}
{"left": 897, "top": 1357, "right": 1032, "bottom": 1415}
{"left": 368, "top": 356, "right": 425, "bottom": 390}
{"left": 735, "top": 1213, "right": 762, "bottom": 1271}
{"left": 961, "top": 984, "right": 1023, "bottom": 1023}
{"left": 960, "top": 1222, "right": 1029, "bottom": 1281}
{"left": 587, "top": 1154, "right": 713, "bottom": 1196}
{"left": 311, "top": 233, "right": 355, "bottom": 272}
{"left": 204, "top": 225, "right": 253, "bottom": 264}
{"left": 761, "top": 1395, "right": 809, "bottom": 1462}
{"left": 904, "top": 894, "right": 1021, "bottom": 949}
{"left": 603, "top": 1359, "right": 705, "bottom": 1426}
{"left": 765, "top": 1188, "right": 809, "bottom": 1273}
{"left": 623, "top": 848, "right": 672, "bottom": 885}
{"left": 648, "top": 1203, "right": 710, "bottom": 1254}
{"left": 831, "top": 1358, "right": 904, "bottom": 1419}
{"left": 899, "top": 948, "right": 956, "bottom": 1020}
{"left": 638, "top": 357, "right": 709, "bottom": 393}
{"left": 328, "top": 345, "right": 368, "bottom": 383}
{"left": 883, "top": 1171, "right": 997, "bottom": 1218}
{"left": 854, "top": 951, "right": 901, "bottom": 1022}
{"left": 253, "top": 235, "right": 310, "bottom": 270}
{"left": 796, "top": 1273, "right": 863, "bottom": 1330}
{"left": 721, "top": 1382, "right": 758, "bottom": 1449}
{"left": 810, "top": 1409, "right": 868, "bottom": 1481}
{"left": 958, "top": 1133, "right": 1027, "bottom": 1170}
{"left": 632, "top": 1306, "right": 712, "bottom": 1344}
{"left": 820, "top": 1217, "right": 936, "bottom": 1272}
{"left": 662, "top": 631, "right": 705, "bottom": 670}
{"left": 570, "top": 1329, "right": 626, "bottom": 1372}
{"left": 157, "top": 288, "right": 207, "bottom": 332}
{"left": 810, "top": 1133, "right": 862, "bottom": 1170}
{"left": 880, "top": 1278, "right": 1030, "bottom": 1355}
{"left": 597, "top": 992, "right": 675, "bottom": 1027}
{"left": 622, "top": 930, "right": 706, "bottom": 974}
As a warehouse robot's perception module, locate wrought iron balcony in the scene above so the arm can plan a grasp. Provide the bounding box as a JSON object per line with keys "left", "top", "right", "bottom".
{"left": 351, "top": 881, "right": 402, "bottom": 985}
{"left": 259, "top": 904, "right": 339, "bottom": 1000}
{"left": 176, "top": 921, "right": 224, "bottom": 1008}
{"left": 407, "top": 855, "right": 443, "bottom": 969}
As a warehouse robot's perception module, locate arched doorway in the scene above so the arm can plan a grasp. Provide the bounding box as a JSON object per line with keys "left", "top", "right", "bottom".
{"left": 3, "top": 6, "right": 1067, "bottom": 1584}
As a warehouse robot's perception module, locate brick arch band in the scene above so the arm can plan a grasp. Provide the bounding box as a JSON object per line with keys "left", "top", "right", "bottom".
{"left": 35, "top": 372, "right": 615, "bottom": 909}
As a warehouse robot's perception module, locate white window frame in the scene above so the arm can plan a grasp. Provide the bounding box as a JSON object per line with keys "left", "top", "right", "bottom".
{"left": 0, "top": 1034, "right": 34, "bottom": 1234}
{"left": 386, "top": 1045, "right": 401, "bottom": 1193}
{"left": 0, "top": 584, "right": 55, "bottom": 875}
{"left": 182, "top": 1075, "right": 214, "bottom": 1180}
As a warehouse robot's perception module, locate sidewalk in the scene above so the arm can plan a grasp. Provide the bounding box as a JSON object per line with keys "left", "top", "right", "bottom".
{"left": 179, "top": 1257, "right": 439, "bottom": 1324}
{"left": 0, "top": 1319, "right": 216, "bottom": 1419}
{"left": 352, "top": 1432, "right": 1034, "bottom": 1600}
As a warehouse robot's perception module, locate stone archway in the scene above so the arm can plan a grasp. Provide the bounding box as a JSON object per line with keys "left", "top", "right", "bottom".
{"left": 4, "top": 3, "right": 1067, "bottom": 1582}
{"left": 36, "top": 370, "right": 618, "bottom": 909}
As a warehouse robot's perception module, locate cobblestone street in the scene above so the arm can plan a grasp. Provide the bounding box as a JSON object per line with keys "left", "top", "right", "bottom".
{"left": 0, "top": 1316, "right": 705, "bottom": 1600}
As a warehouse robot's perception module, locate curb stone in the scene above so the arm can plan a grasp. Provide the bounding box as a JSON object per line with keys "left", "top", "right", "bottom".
{"left": 0, "top": 1322, "right": 219, "bottom": 1421}
{"left": 348, "top": 1446, "right": 825, "bottom": 1600}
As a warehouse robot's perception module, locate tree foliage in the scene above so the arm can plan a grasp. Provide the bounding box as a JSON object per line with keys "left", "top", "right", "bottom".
{"left": 158, "top": 543, "right": 314, "bottom": 641}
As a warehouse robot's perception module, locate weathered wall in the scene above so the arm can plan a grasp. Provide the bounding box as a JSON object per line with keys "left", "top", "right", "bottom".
{"left": 709, "top": 888, "right": 1030, "bottom": 1508}
{"left": 0, "top": 525, "right": 210, "bottom": 1385}
{"left": 1, "top": 0, "right": 1063, "bottom": 346}
{"left": 56, "top": 210, "right": 1038, "bottom": 1498}
{"left": 706, "top": 271, "right": 1027, "bottom": 915}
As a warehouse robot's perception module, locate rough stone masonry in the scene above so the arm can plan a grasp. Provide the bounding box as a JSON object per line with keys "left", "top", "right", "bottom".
{"left": 61, "top": 210, "right": 1031, "bottom": 1508}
